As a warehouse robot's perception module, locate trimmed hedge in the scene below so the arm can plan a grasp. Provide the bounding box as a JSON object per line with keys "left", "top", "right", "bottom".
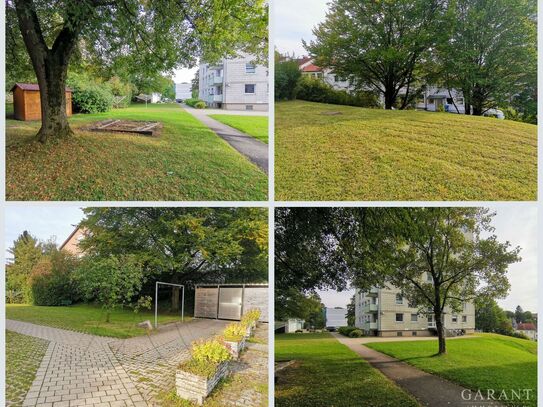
{"left": 185, "top": 98, "right": 206, "bottom": 108}
{"left": 338, "top": 326, "right": 358, "bottom": 337}
{"left": 295, "top": 76, "right": 380, "bottom": 108}
{"left": 349, "top": 329, "right": 365, "bottom": 338}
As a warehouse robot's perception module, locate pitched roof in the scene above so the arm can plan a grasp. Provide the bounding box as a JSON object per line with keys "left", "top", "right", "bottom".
{"left": 11, "top": 83, "right": 72, "bottom": 92}
{"left": 59, "top": 226, "right": 81, "bottom": 250}
{"left": 517, "top": 323, "right": 537, "bottom": 331}
{"left": 301, "top": 63, "right": 322, "bottom": 73}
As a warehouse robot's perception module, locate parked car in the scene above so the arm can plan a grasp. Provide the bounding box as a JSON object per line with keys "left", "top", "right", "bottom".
{"left": 325, "top": 326, "right": 337, "bottom": 332}
{"left": 483, "top": 108, "right": 505, "bottom": 120}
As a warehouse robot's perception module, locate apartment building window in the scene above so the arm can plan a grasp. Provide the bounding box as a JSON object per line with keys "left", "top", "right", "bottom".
{"left": 427, "top": 273, "right": 433, "bottom": 282}
{"left": 245, "top": 63, "right": 256, "bottom": 74}
{"left": 452, "top": 315, "right": 458, "bottom": 323}
{"left": 245, "top": 84, "right": 255, "bottom": 94}
{"left": 245, "top": 105, "right": 254, "bottom": 111}
{"left": 462, "top": 315, "right": 467, "bottom": 323}
{"left": 395, "top": 313, "right": 403, "bottom": 323}
{"left": 412, "top": 331, "right": 417, "bottom": 336}
{"left": 395, "top": 294, "right": 403, "bottom": 304}
{"left": 411, "top": 314, "right": 418, "bottom": 322}
{"left": 456, "top": 97, "right": 465, "bottom": 105}
{"left": 397, "top": 332, "right": 403, "bottom": 337}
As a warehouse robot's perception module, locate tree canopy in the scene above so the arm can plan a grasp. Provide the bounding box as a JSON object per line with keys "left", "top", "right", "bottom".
{"left": 305, "top": 0, "right": 443, "bottom": 109}
{"left": 7, "top": 0, "right": 268, "bottom": 141}
{"left": 275, "top": 207, "right": 520, "bottom": 354}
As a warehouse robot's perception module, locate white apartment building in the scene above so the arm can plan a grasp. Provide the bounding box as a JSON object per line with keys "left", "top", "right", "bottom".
{"left": 324, "top": 307, "right": 348, "bottom": 329}
{"left": 199, "top": 54, "right": 268, "bottom": 111}
{"left": 354, "top": 278, "right": 475, "bottom": 337}
{"left": 175, "top": 82, "right": 192, "bottom": 101}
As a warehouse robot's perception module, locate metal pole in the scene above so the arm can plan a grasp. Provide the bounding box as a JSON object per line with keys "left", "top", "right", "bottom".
{"left": 181, "top": 286, "right": 185, "bottom": 322}
{"left": 155, "top": 282, "right": 158, "bottom": 329}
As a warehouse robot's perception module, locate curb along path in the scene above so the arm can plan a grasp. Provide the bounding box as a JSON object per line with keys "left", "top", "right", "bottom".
{"left": 333, "top": 334, "right": 505, "bottom": 407}
{"left": 181, "top": 105, "right": 269, "bottom": 174}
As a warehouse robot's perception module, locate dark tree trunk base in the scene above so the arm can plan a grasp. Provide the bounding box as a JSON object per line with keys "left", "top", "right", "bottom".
{"left": 37, "top": 124, "right": 74, "bottom": 143}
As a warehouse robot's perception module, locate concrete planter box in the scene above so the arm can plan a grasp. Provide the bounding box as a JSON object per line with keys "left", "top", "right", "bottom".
{"left": 224, "top": 337, "right": 246, "bottom": 359}
{"left": 176, "top": 361, "right": 229, "bottom": 405}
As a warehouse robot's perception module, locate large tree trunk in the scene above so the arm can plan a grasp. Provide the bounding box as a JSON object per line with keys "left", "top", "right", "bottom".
{"left": 384, "top": 88, "right": 396, "bottom": 110}
{"left": 171, "top": 287, "right": 180, "bottom": 312}
{"left": 435, "top": 308, "right": 447, "bottom": 354}
{"left": 35, "top": 58, "right": 73, "bottom": 142}
{"left": 14, "top": 0, "right": 85, "bottom": 143}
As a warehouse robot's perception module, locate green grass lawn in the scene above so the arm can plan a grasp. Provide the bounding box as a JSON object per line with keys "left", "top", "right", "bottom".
{"left": 275, "top": 333, "right": 419, "bottom": 407}
{"left": 6, "top": 103, "right": 267, "bottom": 200}
{"left": 366, "top": 334, "right": 537, "bottom": 407}
{"left": 208, "top": 114, "right": 268, "bottom": 143}
{"left": 7, "top": 303, "right": 188, "bottom": 338}
{"left": 6, "top": 330, "right": 49, "bottom": 406}
{"left": 275, "top": 100, "right": 537, "bottom": 201}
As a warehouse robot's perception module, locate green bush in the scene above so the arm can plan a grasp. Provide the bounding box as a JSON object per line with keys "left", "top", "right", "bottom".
{"left": 185, "top": 98, "right": 206, "bottom": 108}
{"left": 28, "top": 251, "right": 79, "bottom": 306}
{"left": 338, "top": 326, "right": 357, "bottom": 337}
{"left": 348, "top": 329, "right": 365, "bottom": 338}
{"left": 179, "top": 337, "right": 232, "bottom": 378}
{"left": 275, "top": 60, "right": 301, "bottom": 100}
{"left": 70, "top": 80, "right": 113, "bottom": 113}
{"left": 295, "top": 76, "right": 379, "bottom": 108}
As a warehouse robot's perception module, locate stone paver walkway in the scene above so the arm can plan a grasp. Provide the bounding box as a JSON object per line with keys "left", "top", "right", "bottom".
{"left": 182, "top": 105, "right": 268, "bottom": 174}
{"left": 7, "top": 319, "right": 228, "bottom": 407}
{"left": 334, "top": 334, "right": 504, "bottom": 407}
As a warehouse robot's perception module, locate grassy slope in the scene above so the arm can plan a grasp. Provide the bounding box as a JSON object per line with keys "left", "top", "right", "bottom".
{"left": 275, "top": 101, "right": 537, "bottom": 201}
{"left": 275, "top": 333, "right": 419, "bottom": 407}
{"left": 6, "top": 103, "right": 267, "bottom": 201}
{"left": 208, "top": 114, "right": 269, "bottom": 143}
{"left": 366, "top": 334, "right": 537, "bottom": 407}
{"left": 6, "top": 304, "right": 187, "bottom": 338}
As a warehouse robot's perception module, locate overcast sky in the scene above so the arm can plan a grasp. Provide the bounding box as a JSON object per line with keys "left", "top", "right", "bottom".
{"left": 318, "top": 205, "right": 538, "bottom": 313}
{"left": 173, "top": 67, "right": 197, "bottom": 84}
{"left": 274, "top": 0, "right": 328, "bottom": 56}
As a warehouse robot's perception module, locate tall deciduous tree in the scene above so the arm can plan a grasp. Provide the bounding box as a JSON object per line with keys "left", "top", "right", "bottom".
{"left": 340, "top": 207, "right": 520, "bottom": 354}
{"left": 437, "top": 0, "right": 536, "bottom": 115}
{"left": 275, "top": 207, "right": 521, "bottom": 355}
{"left": 475, "top": 298, "right": 511, "bottom": 334}
{"left": 78, "top": 207, "right": 268, "bottom": 311}
{"left": 8, "top": 0, "right": 267, "bottom": 142}
{"left": 305, "top": 0, "right": 443, "bottom": 109}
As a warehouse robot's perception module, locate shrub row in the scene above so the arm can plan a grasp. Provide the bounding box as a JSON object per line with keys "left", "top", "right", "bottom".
{"left": 338, "top": 326, "right": 365, "bottom": 337}
{"left": 295, "top": 76, "right": 380, "bottom": 108}
{"left": 185, "top": 98, "right": 207, "bottom": 109}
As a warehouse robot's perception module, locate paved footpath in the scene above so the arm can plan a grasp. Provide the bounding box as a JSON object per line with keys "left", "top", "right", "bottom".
{"left": 181, "top": 105, "right": 268, "bottom": 174}
{"left": 334, "top": 334, "right": 505, "bottom": 407}
{"left": 7, "top": 319, "right": 228, "bottom": 407}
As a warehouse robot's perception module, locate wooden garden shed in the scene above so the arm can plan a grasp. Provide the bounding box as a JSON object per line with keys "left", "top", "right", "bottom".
{"left": 11, "top": 83, "right": 72, "bottom": 121}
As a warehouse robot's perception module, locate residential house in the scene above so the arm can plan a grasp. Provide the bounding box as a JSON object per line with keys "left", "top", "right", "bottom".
{"left": 175, "top": 82, "right": 192, "bottom": 101}
{"left": 516, "top": 322, "right": 537, "bottom": 341}
{"left": 297, "top": 57, "right": 353, "bottom": 92}
{"left": 59, "top": 227, "right": 87, "bottom": 258}
{"left": 354, "top": 279, "right": 475, "bottom": 337}
{"left": 415, "top": 86, "right": 466, "bottom": 114}
{"left": 199, "top": 54, "right": 268, "bottom": 111}
{"left": 324, "top": 307, "right": 348, "bottom": 329}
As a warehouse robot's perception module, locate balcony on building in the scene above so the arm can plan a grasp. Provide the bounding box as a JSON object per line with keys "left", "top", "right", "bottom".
{"left": 213, "top": 94, "right": 223, "bottom": 102}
